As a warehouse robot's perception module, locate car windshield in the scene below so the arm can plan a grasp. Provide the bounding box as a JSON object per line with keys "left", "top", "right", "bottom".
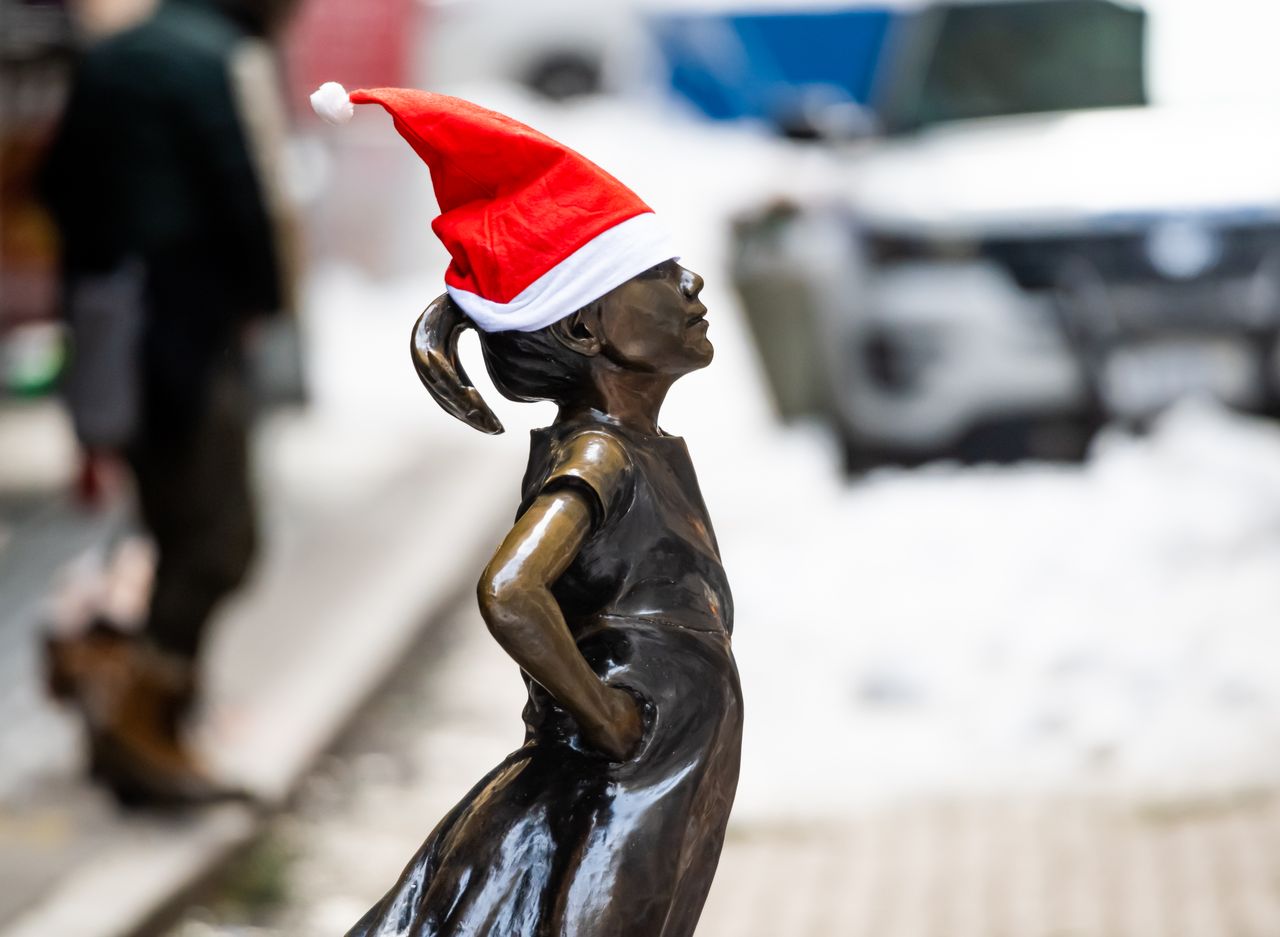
{"left": 885, "top": 0, "right": 1147, "bottom": 131}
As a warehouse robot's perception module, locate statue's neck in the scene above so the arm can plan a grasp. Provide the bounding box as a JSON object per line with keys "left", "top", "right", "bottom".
{"left": 559, "top": 370, "right": 674, "bottom": 436}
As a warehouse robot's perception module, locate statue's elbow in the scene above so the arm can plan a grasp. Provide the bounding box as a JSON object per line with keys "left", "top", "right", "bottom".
{"left": 477, "top": 567, "right": 528, "bottom": 642}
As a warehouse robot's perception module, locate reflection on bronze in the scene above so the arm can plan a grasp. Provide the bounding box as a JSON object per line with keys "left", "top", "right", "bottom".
{"left": 348, "top": 260, "right": 742, "bottom": 937}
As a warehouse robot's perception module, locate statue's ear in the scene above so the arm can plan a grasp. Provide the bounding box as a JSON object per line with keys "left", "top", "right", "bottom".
{"left": 550, "top": 307, "right": 603, "bottom": 357}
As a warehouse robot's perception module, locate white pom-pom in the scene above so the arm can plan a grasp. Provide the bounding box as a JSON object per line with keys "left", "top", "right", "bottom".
{"left": 311, "top": 82, "right": 354, "bottom": 125}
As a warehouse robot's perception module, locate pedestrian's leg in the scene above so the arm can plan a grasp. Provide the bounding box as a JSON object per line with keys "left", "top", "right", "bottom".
{"left": 135, "top": 367, "right": 257, "bottom": 672}
{"left": 63, "top": 367, "right": 260, "bottom": 805}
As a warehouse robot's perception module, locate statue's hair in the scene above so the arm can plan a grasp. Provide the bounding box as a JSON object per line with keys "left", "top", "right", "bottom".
{"left": 410, "top": 294, "right": 603, "bottom": 434}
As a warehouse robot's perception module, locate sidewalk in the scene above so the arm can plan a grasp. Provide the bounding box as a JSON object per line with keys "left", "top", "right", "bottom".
{"left": 0, "top": 399, "right": 523, "bottom": 937}
{"left": 700, "top": 795, "right": 1280, "bottom": 937}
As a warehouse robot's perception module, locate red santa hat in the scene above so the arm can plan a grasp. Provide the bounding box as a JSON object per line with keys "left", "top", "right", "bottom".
{"left": 310, "top": 82, "right": 677, "bottom": 333}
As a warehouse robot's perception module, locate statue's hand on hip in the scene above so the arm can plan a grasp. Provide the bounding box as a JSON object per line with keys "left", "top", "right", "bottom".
{"left": 581, "top": 685, "right": 645, "bottom": 762}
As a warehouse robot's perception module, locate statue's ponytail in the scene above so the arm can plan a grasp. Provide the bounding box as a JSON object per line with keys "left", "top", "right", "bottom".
{"left": 410, "top": 294, "right": 504, "bottom": 435}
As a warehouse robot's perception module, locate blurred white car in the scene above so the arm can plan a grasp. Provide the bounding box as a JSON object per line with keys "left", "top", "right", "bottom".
{"left": 728, "top": 0, "right": 1280, "bottom": 468}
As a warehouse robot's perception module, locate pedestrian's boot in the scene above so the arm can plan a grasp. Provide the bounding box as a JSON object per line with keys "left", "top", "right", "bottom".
{"left": 44, "top": 625, "right": 246, "bottom": 808}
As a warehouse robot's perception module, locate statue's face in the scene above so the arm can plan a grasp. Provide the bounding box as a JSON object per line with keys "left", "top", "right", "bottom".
{"left": 597, "top": 261, "right": 713, "bottom": 376}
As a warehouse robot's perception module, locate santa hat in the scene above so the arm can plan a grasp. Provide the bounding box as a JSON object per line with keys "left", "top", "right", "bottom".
{"left": 310, "top": 82, "right": 677, "bottom": 333}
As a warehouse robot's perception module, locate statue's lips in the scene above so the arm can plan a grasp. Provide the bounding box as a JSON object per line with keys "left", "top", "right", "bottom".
{"left": 687, "top": 305, "right": 708, "bottom": 327}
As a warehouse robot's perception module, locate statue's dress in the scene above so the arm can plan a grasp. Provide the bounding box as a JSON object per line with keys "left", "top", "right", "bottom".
{"left": 347, "top": 417, "right": 743, "bottom": 937}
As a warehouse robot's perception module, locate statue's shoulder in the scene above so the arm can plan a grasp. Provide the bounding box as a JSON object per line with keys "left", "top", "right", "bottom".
{"left": 538, "top": 425, "right": 634, "bottom": 528}
{"left": 556, "top": 426, "right": 631, "bottom": 470}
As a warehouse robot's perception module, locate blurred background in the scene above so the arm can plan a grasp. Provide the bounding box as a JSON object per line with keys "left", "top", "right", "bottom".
{"left": 3, "top": 0, "right": 1280, "bottom": 934}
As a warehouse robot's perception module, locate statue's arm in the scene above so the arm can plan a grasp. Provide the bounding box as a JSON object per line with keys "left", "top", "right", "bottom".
{"left": 477, "top": 489, "right": 642, "bottom": 760}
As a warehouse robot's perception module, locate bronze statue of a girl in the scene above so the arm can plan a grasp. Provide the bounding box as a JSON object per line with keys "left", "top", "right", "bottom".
{"left": 313, "top": 84, "right": 742, "bottom": 937}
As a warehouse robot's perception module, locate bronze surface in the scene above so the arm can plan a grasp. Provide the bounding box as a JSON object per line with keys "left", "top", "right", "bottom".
{"left": 349, "top": 261, "right": 740, "bottom": 937}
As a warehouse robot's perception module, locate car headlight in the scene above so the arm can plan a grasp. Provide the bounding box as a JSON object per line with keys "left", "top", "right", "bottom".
{"left": 858, "top": 322, "right": 944, "bottom": 394}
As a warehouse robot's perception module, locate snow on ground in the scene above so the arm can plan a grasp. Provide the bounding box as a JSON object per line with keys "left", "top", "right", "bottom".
{"left": 302, "top": 86, "right": 1280, "bottom": 822}
{"left": 724, "top": 406, "right": 1280, "bottom": 819}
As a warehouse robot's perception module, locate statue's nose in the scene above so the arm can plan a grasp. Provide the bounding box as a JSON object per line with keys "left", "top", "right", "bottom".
{"left": 680, "top": 268, "right": 704, "bottom": 299}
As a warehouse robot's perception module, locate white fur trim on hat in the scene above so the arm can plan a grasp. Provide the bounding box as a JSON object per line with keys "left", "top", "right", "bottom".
{"left": 311, "top": 82, "right": 354, "bottom": 125}
{"left": 447, "top": 213, "right": 679, "bottom": 333}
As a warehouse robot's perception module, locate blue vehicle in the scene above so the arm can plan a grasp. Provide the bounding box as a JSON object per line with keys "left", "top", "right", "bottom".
{"left": 646, "top": 0, "right": 1144, "bottom": 136}
{"left": 647, "top": 3, "right": 898, "bottom": 133}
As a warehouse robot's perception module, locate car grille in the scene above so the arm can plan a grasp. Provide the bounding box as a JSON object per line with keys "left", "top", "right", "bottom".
{"left": 982, "top": 225, "right": 1280, "bottom": 291}
{"left": 981, "top": 223, "right": 1280, "bottom": 333}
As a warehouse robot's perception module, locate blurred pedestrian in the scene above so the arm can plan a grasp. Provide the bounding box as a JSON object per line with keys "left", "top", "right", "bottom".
{"left": 38, "top": 0, "right": 298, "bottom": 805}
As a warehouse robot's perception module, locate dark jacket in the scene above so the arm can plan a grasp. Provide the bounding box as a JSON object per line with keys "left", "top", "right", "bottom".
{"left": 41, "top": 0, "right": 281, "bottom": 435}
